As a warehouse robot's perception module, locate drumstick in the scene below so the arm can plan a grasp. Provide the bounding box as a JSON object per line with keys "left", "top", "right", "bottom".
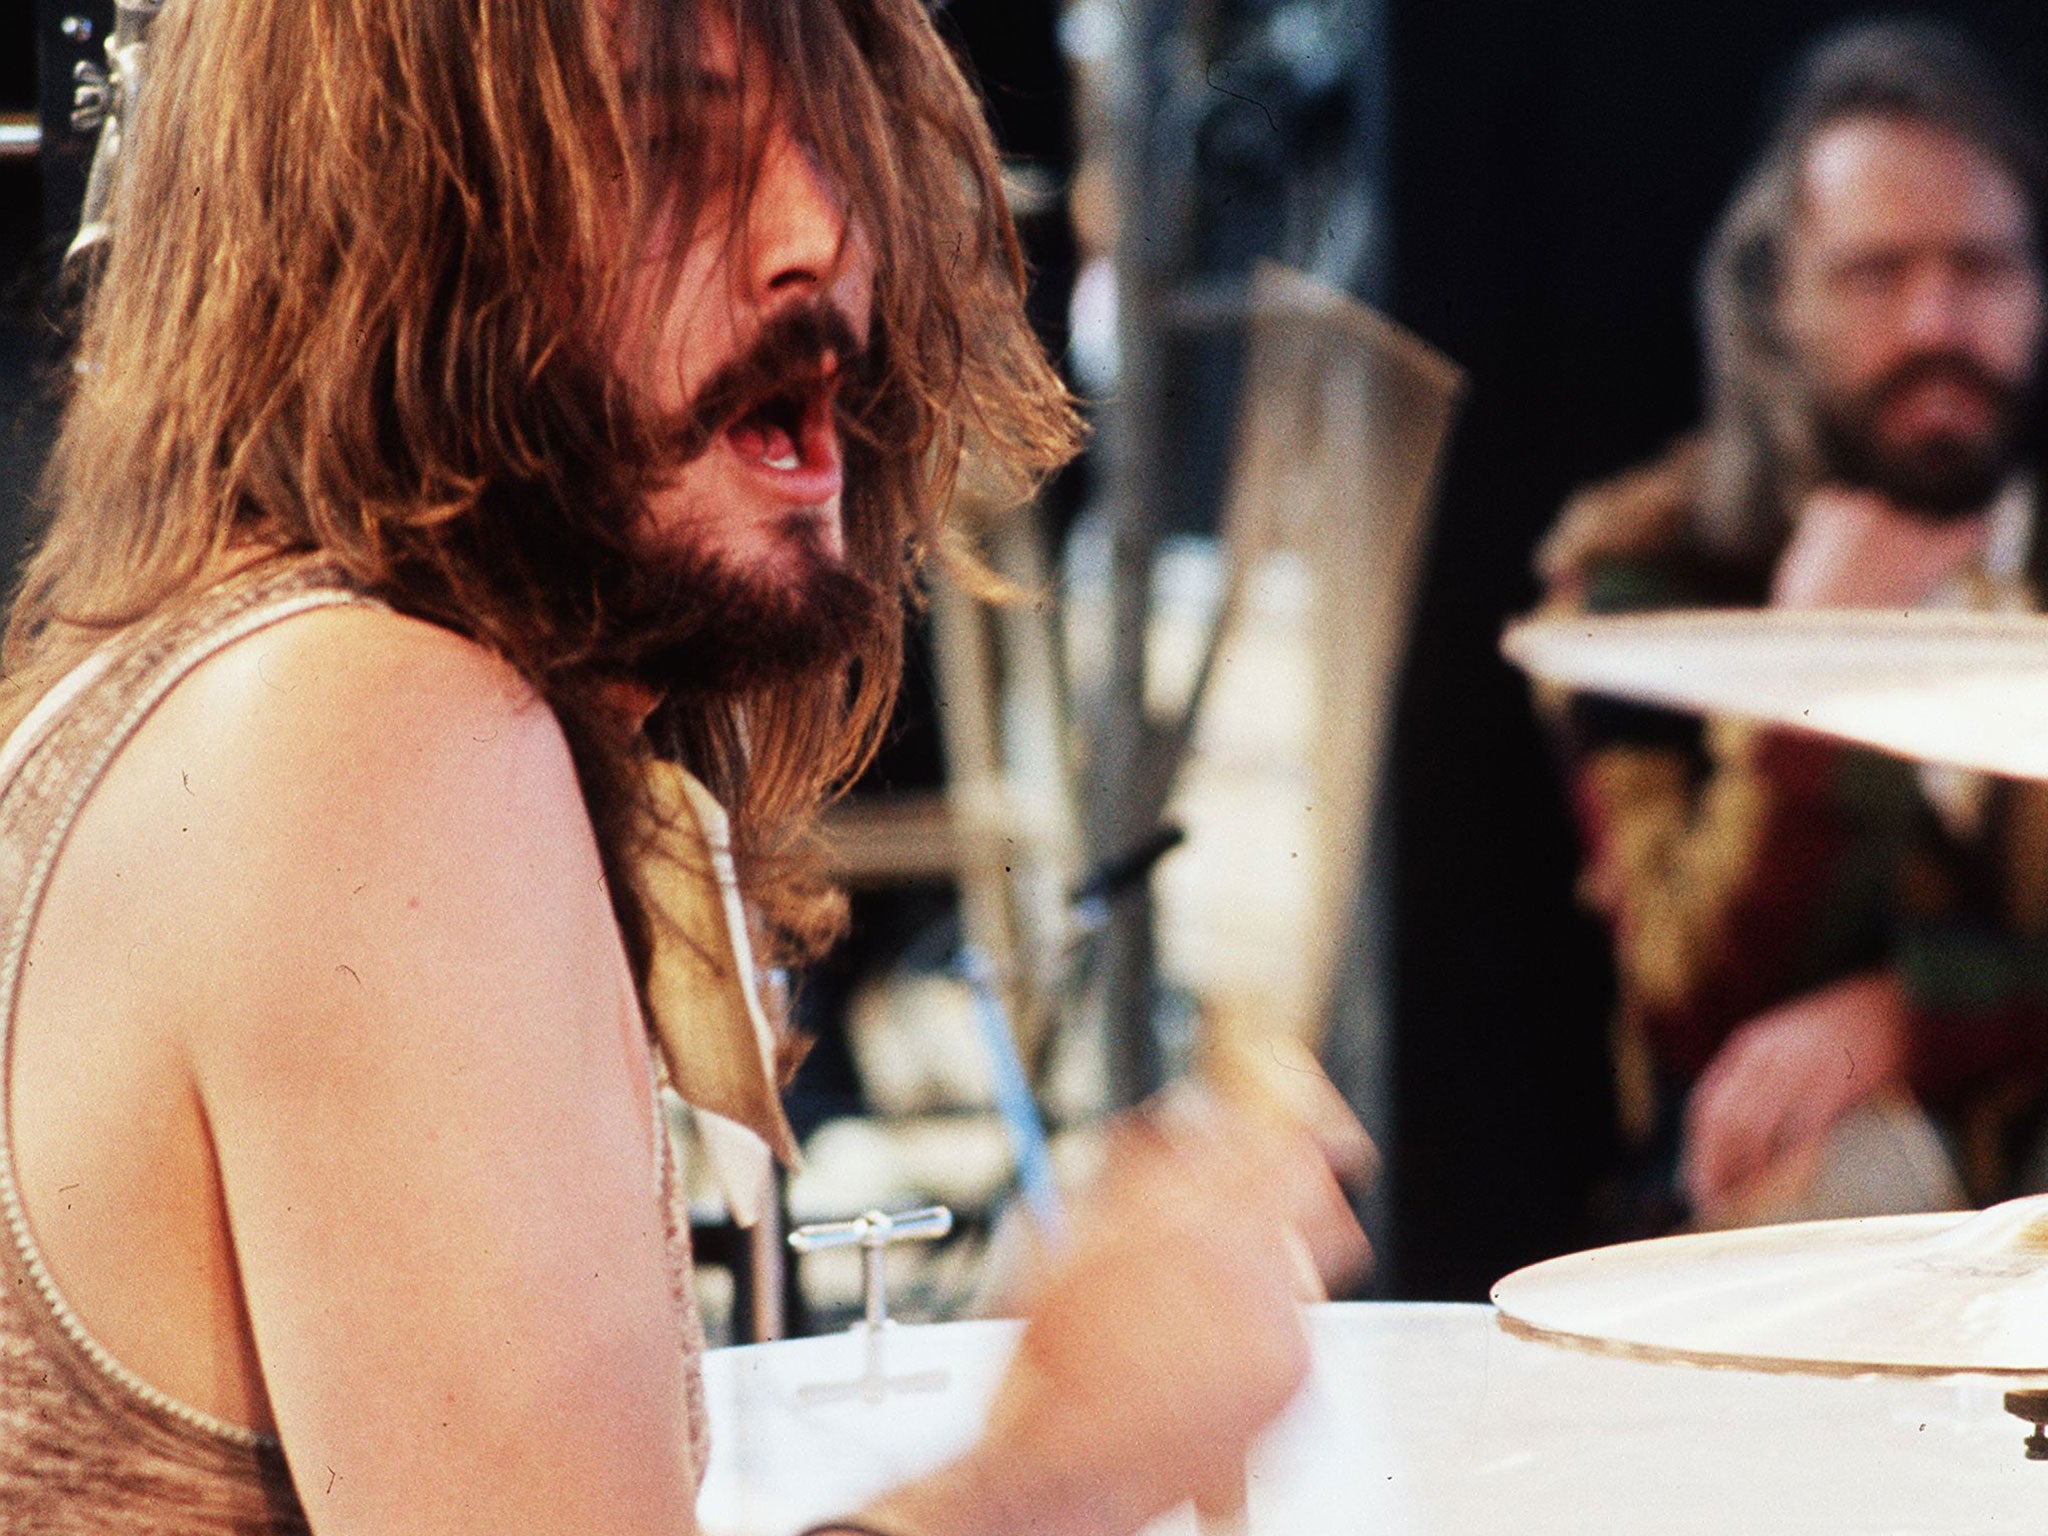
{"left": 958, "top": 944, "right": 1068, "bottom": 1243}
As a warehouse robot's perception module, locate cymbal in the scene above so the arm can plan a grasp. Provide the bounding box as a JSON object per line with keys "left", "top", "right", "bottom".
{"left": 1492, "top": 1193, "right": 2048, "bottom": 1375}
{"left": 1501, "top": 608, "right": 2048, "bottom": 779}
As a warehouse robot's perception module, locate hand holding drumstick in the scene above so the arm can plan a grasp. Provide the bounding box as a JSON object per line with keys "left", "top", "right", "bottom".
{"left": 861, "top": 1040, "right": 1375, "bottom": 1536}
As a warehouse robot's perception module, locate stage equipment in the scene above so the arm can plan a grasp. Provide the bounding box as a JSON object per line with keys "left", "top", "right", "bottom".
{"left": 1089, "top": 0, "right": 1389, "bottom": 1104}
{"left": 1496, "top": 608, "right": 2048, "bottom": 1413}
{"left": 1136, "top": 267, "right": 1459, "bottom": 1064}
{"left": 1493, "top": 1192, "right": 2048, "bottom": 1376}
{"left": 787, "top": 1206, "right": 954, "bottom": 1335}
{"left": 1502, "top": 607, "right": 2048, "bottom": 779}
{"left": 63, "top": 0, "right": 161, "bottom": 278}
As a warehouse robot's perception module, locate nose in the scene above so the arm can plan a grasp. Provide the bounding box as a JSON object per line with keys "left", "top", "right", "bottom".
{"left": 745, "top": 124, "right": 872, "bottom": 332}
{"left": 1898, "top": 258, "right": 1970, "bottom": 351}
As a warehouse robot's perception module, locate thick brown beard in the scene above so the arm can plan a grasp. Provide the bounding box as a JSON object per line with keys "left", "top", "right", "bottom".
{"left": 608, "top": 297, "right": 887, "bottom": 695}
{"left": 1812, "top": 351, "right": 2039, "bottom": 519}
{"left": 620, "top": 512, "right": 887, "bottom": 698}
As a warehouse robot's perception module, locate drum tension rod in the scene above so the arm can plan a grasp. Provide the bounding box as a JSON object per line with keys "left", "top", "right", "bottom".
{"left": 2003, "top": 1388, "right": 2048, "bottom": 1461}
{"left": 789, "top": 1206, "right": 954, "bottom": 1331}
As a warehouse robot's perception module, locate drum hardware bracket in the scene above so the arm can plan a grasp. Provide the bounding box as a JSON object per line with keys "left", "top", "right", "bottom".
{"left": 789, "top": 1206, "right": 954, "bottom": 1331}
{"left": 2003, "top": 1388, "right": 2048, "bottom": 1461}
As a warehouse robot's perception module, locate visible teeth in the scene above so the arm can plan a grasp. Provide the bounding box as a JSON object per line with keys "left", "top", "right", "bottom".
{"left": 764, "top": 449, "right": 800, "bottom": 471}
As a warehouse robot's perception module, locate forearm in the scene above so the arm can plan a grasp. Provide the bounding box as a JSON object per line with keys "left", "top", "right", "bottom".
{"left": 842, "top": 1449, "right": 1066, "bottom": 1536}
{"left": 1679, "top": 968, "right": 1911, "bottom": 1221}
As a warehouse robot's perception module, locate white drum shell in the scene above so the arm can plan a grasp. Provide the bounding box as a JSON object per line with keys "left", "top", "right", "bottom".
{"left": 698, "top": 1303, "right": 2048, "bottom": 1535}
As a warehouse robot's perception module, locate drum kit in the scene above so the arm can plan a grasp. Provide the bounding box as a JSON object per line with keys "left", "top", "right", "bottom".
{"left": 56, "top": 0, "right": 2048, "bottom": 1519}
{"left": 700, "top": 607, "right": 2048, "bottom": 1533}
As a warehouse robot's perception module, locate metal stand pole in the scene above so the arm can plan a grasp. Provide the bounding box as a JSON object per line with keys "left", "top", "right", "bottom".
{"left": 1093, "top": 0, "right": 1180, "bottom": 1109}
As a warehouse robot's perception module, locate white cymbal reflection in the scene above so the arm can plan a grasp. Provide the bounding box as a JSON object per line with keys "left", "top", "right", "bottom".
{"left": 1503, "top": 607, "right": 2048, "bottom": 779}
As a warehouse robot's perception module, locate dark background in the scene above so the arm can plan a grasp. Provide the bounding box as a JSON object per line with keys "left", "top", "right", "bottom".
{"left": 0, "top": 4, "right": 85, "bottom": 571}
{"left": 9, "top": 2, "right": 2048, "bottom": 1302}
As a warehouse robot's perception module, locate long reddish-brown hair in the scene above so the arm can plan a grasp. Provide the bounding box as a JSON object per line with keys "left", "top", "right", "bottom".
{"left": 16, "top": 0, "right": 1081, "bottom": 992}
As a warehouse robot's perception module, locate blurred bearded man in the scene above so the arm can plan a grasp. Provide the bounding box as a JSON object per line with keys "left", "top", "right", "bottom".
{"left": 0, "top": 0, "right": 1368, "bottom": 1532}
{"left": 1538, "top": 20, "right": 2048, "bottom": 1233}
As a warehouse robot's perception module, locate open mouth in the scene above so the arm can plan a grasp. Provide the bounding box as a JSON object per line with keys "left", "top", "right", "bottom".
{"left": 665, "top": 301, "right": 866, "bottom": 499}
{"left": 729, "top": 386, "right": 814, "bottom": 470}
{"left": 721, "top": 357, "right": 843, "bottom": 488}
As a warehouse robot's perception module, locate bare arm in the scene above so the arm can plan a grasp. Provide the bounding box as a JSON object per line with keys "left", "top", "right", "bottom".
{"left": 145, "top": 607, "right": 1366, "bottom": 1536}
{"left": 160, "top": 609, "right": 695, "bottom": 1535}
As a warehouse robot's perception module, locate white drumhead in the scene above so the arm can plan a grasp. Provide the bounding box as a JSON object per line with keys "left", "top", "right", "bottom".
{"left": 700, "top": 1317, "right": 1017, "bottom": 1536}
{"left": 697, "top": 1303, "right": 2048, "bottom": 1534}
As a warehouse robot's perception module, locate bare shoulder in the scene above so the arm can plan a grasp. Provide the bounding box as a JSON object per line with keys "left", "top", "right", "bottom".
{"left": 86, "top": 601, "right": 617, "bottom": 1058}
{"left": 165, "top": 600, "right": 562, "bottom": 789}
{"left": 147, "top": 602, "right": 584, "bottom": 862}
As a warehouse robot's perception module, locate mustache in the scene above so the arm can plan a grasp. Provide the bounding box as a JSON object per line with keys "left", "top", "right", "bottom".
{"left": 1854, "top": 351, "right": 2022, "bottom": 420}
{"left": 655, "top": 301, "right": 869, "bottom": 468}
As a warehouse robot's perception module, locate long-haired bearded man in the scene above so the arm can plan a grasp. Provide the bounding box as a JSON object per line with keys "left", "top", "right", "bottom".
{"left": 1538, "top": 21, "right": 2048, "bottom": 1233}
{"left": 0, "top": 2, "right": 1368, "bottom": 1533}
